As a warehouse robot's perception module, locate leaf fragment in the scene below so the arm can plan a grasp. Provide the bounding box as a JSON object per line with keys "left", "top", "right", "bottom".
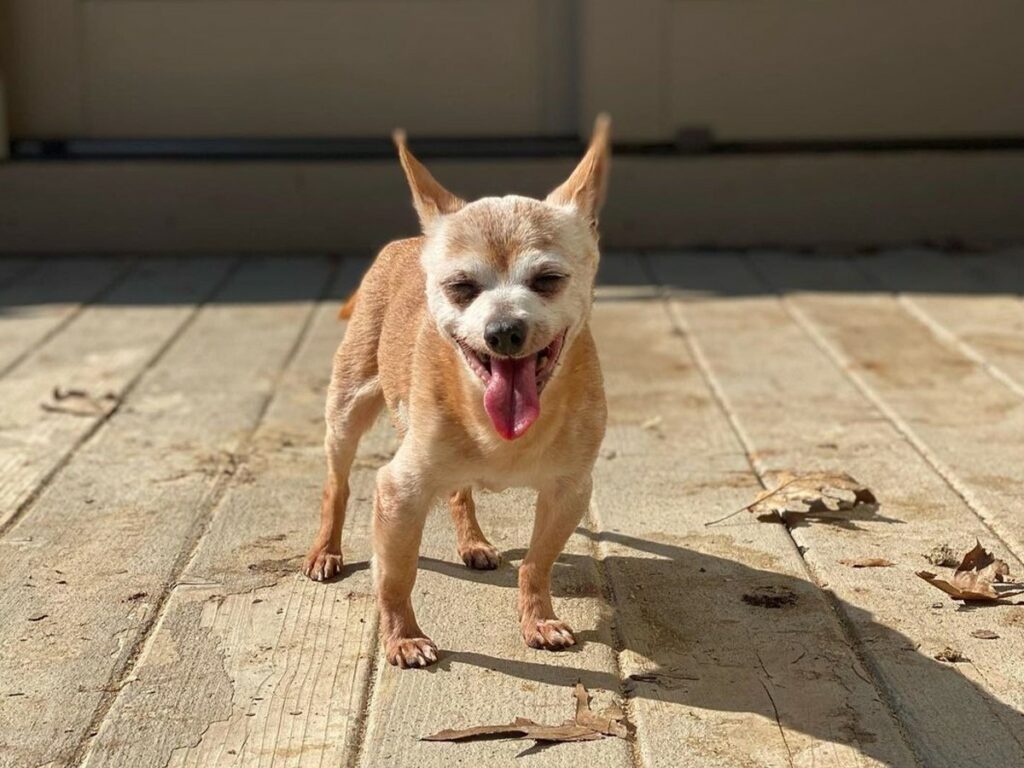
{"left": 422, "top": 683, "right": 629, "bottom": 745}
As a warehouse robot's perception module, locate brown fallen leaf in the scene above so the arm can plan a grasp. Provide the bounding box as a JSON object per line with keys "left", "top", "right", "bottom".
{"left": 970, "top": 629, "right": 999, "bottom": 640}
{"left": 916, "top": 541, "right": 1024, "bottom": 603}
{"left": 706, "top": 470, "right": 876, "bottom": 526}
{"left": 573, "top": 682, "right": 628, "bottom": 738}
{"left": 840, "top": 558, "right": 895, "bottom": 568}
{"left": 752, "top": 471, "right": 876, "bottom": 516}
{"left": 422, "top": 683, "right": 628, "bottom": 745}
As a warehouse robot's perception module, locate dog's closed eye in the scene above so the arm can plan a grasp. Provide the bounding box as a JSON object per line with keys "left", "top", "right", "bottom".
{"left": 443, "top": 277, "right": 482, "bottom": 308}
{"left": 529, "top": 272, "right": 568, "bottom": 297}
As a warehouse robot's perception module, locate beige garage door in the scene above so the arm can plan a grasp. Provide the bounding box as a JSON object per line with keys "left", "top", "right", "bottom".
{"left": 585, "top": 0, "right": 1024, "bottom": 141}
{"left": 3, "top": 0, "right": 1023, "bottom": 143}
{"left": 2, "top": 0, "right": 577, "bottom": 138}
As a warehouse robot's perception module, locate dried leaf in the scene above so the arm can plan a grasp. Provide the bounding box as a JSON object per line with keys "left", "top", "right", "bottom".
{"left": 705, "top": 470, "right": 875, "bottom": 527}
{"left": 916, "top": 541, "right": 1024, "bottom": 603}
{"left": 422, "top": 720, "right": 602, "bottom": 744}
{"left": 839, "top": 558, "right": 895, "bottom": 568}
{"left": 959, "top": 542, "right": 1010, "bottom": 583}
{"left": 422, "top": 683, "right": 628, "bottom": 745}
{"left": 573, "top": 683, "right": 628, "bottom": 738}
{"left": 751, "top": 471, "right": 876, "bottom": 519}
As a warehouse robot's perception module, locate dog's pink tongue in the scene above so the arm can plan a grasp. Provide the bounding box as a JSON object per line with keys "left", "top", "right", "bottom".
{"left": 483, "top": 355, "right": 539, "bottom": 440}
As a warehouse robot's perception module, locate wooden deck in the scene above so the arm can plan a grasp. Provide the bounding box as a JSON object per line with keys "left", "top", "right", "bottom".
{"left": 1, "top": 251, "right": 1023, "bottom": 768}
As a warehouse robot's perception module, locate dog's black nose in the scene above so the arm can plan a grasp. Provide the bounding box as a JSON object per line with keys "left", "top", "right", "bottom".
{"left": 484, "top": 319, "right": 527, "bottom": 356}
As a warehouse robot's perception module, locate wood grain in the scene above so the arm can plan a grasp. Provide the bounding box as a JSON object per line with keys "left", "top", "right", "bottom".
{"left": 0, "top": 257, "right": 235, "bottom": 530}
{"left": 0, "top": 257, "right": 331, "bottom": 768}
{"left": 654, "top": 252, "right": 1024, "bottom": 768}
{"left": 592, "top": 254, "right": 914, "bottom": 768}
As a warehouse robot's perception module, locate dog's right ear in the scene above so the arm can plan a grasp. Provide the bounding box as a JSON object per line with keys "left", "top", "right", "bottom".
{"left": 394, "top": 130, "right": 465, "bottom": 229}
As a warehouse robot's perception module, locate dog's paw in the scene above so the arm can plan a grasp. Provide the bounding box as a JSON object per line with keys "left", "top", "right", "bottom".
{"left": 522, "top": 618, "right": 576, "bottom": 650}
{"left": 302, "top": 545, "right": 343, "bottom": 582}
{"left": 385, "top": 636, "right": 438, "bottom": 668}
{"left": 459, "top": 542, "right": 501, "bottom": 570}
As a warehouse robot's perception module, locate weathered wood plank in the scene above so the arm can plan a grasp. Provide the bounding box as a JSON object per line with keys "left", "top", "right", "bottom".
{"left": 0, "top": 257, "right": 236, "bottom": 531}
{"left": 79, "top": 259, "right": 377, "bottom": 768}
{"left": 0, "top": 257, "right": 130, "bottom": 376}
{"left": 759, "top": 253, "right": 1024, "bottom": 560}
{"left": 857, "top": 250, "right": 1024, "bottom": 398}
{"left": 591, "top": 255, "right": 914, "bottom": 768}
{"left": 654, "top": 252, "right": 1024, "bottom": 768}
{"left": 0, "top": 257, "right": 332, "bottom": 768}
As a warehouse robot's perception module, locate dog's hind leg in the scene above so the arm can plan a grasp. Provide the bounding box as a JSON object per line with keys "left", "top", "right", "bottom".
{"left": 303, "top": 340, "right": 383, "bottom": 581}
{"left": 517, "top": 477, "right": 591, "bottom": 650}
{"left": 448, "top": 487, "right": 500, "bottom": 570}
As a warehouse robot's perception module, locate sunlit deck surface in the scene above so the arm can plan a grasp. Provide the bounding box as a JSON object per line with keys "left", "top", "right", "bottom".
{"left": 2, "top": 251, "right": 1024, "bottom": 768}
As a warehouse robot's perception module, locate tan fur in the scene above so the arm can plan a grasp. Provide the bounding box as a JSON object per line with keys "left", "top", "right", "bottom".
{"left": 303, "top": 116, "right": 612, "bottom": 668}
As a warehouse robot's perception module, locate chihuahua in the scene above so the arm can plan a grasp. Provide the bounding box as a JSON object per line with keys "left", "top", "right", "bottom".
{"left": 302, "top": 116, "right": 611, "bottom": 668}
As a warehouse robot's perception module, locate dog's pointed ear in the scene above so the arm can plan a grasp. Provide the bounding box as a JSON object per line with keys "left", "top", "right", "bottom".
{"left": 394, "top": 129, "right": 465, "bottom": 228}
{"left": 546, "top": 114, "right": 611, "bottom": 230}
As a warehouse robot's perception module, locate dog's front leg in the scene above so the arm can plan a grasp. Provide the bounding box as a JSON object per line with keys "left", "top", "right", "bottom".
{"left": 373, "top": 454, "right": 437, "bottom": 668}
{"left": 518, "top": 476, "right": 592, "bottom": 650}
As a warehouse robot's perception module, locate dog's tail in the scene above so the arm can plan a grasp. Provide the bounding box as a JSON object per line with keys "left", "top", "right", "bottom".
{"left": 337, "top": 291, "right": 359, "bottom": 320}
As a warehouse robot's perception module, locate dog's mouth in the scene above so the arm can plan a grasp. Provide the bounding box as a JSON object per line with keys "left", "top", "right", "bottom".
{"left": 457, "top": 331, "right": 567, "bottom": 441}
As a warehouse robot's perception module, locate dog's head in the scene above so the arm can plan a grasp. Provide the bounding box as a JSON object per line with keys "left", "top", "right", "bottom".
{"left": 395, "top": 116, "right": 611, "bottom": 441}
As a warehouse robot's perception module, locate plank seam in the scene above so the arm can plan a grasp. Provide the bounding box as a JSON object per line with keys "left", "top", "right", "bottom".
{"left": 67, "top": 257, "right": 337, "bottom": 768}
{"left": 850, "top": 258, "right": 1024, "bottom": 402}
{"left": 0, "top": 257, "right": 244, "bottom": 541}
{"left": 0, "top": 257, "right": 137, "bottom": 381}
{"left": 645, "top": 253, "right": 924, "bottom": 767}
{"left": 583, "top": 500, "right": 645, "bottom": 768}
{"left": 343, "top": 619, "right": 381, "bottom": 768}
{"left": 748, "top": 256, "right": 1024, "bottom": 561}
{"left": 897, "top": 294, "right": 1024, "bottom": 400}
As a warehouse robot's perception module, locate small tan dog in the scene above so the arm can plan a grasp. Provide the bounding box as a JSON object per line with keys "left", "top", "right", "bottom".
{"left": 302, "top": 117, "right": 610, "bottom": 668}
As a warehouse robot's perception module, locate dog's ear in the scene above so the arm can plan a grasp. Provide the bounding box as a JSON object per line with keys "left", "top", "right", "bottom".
{"left": 394, "top": 130, "right": 465, "bottom": 228}
{"left": 546, "top": 114, "right": 611, "bottom": 230}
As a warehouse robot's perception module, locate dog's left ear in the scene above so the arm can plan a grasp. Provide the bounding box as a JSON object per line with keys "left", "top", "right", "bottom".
{"left": 546, "top": 114, "right": 611, "bottom": 231}
{"left": 394, "top": 129, "right": 465, "bottom": 229}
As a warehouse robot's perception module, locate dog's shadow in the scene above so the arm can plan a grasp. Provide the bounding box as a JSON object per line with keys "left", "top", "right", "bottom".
{"left": 414, "top": 526, "right": 1024, "bottom": 765}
